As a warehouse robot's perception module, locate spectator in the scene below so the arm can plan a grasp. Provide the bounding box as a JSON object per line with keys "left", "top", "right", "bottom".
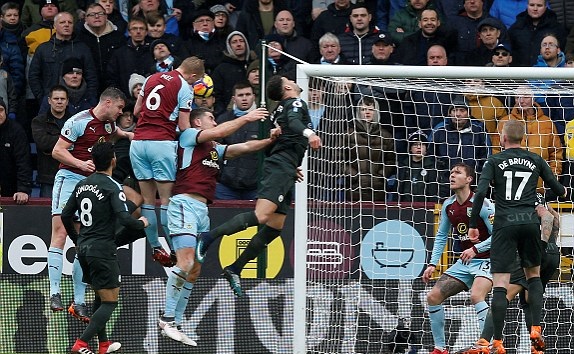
{"left": 0, "top": 3, "right": 26, "bottom": 93}
{"left": 397, "top": 130, "right": 443, "bottom": 203}
{"left": 184, "top": 9, "right": 226, "bottom": 74}
{"left": 489, "top": 0, "right": 527, "bottom": 28}
{"left": 31, "top": 85, "right": 71, "bottom": 198}
{"left": 236, "top": 0, "right": 289, "bottom": 49}
{"left": 246, "top": 60, "right": 260, "bottom": 99}
{"left": 338, "top": 4, "right": 379, "bottom": 65}
{"left": 431, "top": 95, "right": 491, "bottom": 174}
{"left": 145, "top": 10, "right": 188, "bottom": 59}
{"left": 211, "top": 31, "right": 256, "bottom": 117}
{"left": 97, "top": 0, "right": 127, "bottom": 34}
{"left": 149, "top": 38, "right": 181, "bottom": 74}
{"left": 487, "top": 41, "right": 513, "bottom": 66}
{"left": 496, "top": 86, "right": 563, "bottom": 187}
{"left": 368, "top": 32, "right": 400, "bottom": 64}
{"left": 0, "top": 97, "right": 31, "bottom": 203}
{"left": 534, "top": 34, "right": 566, "bottom": 68}
{"left": 377, "top": 0, "right": 408, "bottom": 32}
{"left": 548, "top": 0, "right": 574, "bottom": 33}
{"left": 28, "top": 12, "right": 98, "bottom": 103}
{"left": 397, "top": 9, "right": 456, "bottom": 65}
{"left": 388, "top": 0, "right": 438, "bottom": 44}
{"left": 311, "top": 0, "right": 352, "bottom": 60}
{"left": 106, "top": 17, "right": 154, "bottom": 97}
{"left": 463, "top": 79, "right": 507, "bottom": 142}
{"left": 76, "top": 2, "right": 126, "bottom": 94}
{"left": 1, "top": 2, "right": 25, "bottom": 40}
{"left": 127, "top": 72, "right": 145, "bottom": 107}
{"left": 308, "top": 79, "right": 326, "bottom": 129}
{"left": 132, "top": 0, "right": 179, "bottom": 36}
{"left": 263, "top": 34, "right": 293, "bottom": 78}
{"left": 22, "top": 0, "right": 77, "bottom": 28}
{"left": 316, "top": 32, "right": 348, "bottom": 64}
{"left": 194, "top": 88, "right": 215, "bottom": 110}
{"left": 215, "top": 82, "right": 262, "bottom": 200}
{"left": 344, "top": 96, "right": 395, "bottom": 202}
{"left": 508, "top": 0, "right": 567, "bottom": 66}
{"left": 543, "top": 53, "right": 574, "bottom": 135}
{"left": 0, "top": 53, "right": 17, "bottom": 120}
{"left": 464, "top": 17, "right": 506, "bottom": 66}
{"left": 210, "top": 4, "right": 234, "bottom": 38}
{"left": 426, "top": 43, "right": 449, "bottom": 66}
{"left": 566, "top": 26, "right": 574, "bottom": 56}
{"left": 449, "top": 0, "right": 490, "bottom": 65}
{"left": 22, "top": 0, "right": 58, "bottom": 58}
{"left": 38, "top": 57, "right": 97, "bottom": 116}
{"left": 273, "top": 9, "right": 314, "bottom": 64}
{"left": 111, "top": 107, "right": 137, "bottom": 187}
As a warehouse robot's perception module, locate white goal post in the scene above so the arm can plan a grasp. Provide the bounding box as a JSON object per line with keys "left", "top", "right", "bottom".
{"left": 293, "top": 64, "right": 574, "bottom": 354}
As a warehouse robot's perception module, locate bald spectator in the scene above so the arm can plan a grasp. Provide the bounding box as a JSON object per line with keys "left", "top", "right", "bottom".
{"left": 427, "top": 44, "right": 448, "bottom": 65}
{"left": 106, "top": 17, "right": 154, "bottom": 97}
{"left": 397, "top": 9, "right": 456, "bottom": 65}
{"left": 508, "top": 0, "right": 567, "bottom": 66}
{"left": 28, "top": 12, "right": 98, "bottom": 103}
{"left": 338, "top": 4, "right": 379, "bottom": 65}
{"left": 273, "top": 10, "right": 314, "bottom": 64}
{"left": 77, "top": 3, "right": 126, "bottom": 93}
{"left": 534, "top": 34, "right": 566, "bottom": 68}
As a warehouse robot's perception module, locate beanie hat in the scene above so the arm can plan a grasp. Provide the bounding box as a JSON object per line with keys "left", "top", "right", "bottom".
{"left": 246, "top": 60, "right": 259, "bottom": 74}
{"left": 150, "top": 38, "right": 171, "bottom": 54}
{"left": 128, "top": 73, "right": 146, "bottom": 93}
{"left": 408, "top": 130, "right": 428, "bottom": 146}
{"left": 449, "top": 95, "right": 469, "bottom": 113}
{"left": 61, "top": 57, "right": 84, "bottom": 75}
{"left": 38, "top": 0, "right": 60, "bottom": 15}
{"left": 210, "top": 4, "right": 229, "bottom": 16}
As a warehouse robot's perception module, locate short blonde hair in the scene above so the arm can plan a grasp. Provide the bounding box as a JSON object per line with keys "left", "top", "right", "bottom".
{"left": 502, "top": 120, "right": 525, "bottom": 144}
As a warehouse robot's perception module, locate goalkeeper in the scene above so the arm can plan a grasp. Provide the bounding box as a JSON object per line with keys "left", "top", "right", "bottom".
{"left": 195, "top": 75, "right": 322, "bottom": 297}
{"left": 460, "top": 194, "right": 561, "bottom": 354}
{"left": 422, "top": 163, "right": 495, "bottom": 354}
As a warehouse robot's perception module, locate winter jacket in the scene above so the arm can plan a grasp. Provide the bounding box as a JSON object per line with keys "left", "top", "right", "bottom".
{"left": 76, "top": 20, "right": 126, "bottom": 93}
{"left": 0, "top": 29, "right": 25, "bottom": 95}
{"left": 216, "top": 106, "right": 261, "bottom": 191}
{"left": 508, "top": 9, "right": 567, "bottom": 67}
{"left": 106, "top": 39, "right": 154, "bottom": 97}
{"left": 28, "top": 34, "right": 98, "bottom": 101}
{"left": 449, "top": 11, "right": 490, "bottom": 65}
{"left": 0, "top": 69, "right": 17, "bottom": 116}
{"left": 388, "top": 1, "right": 439, "bottom": 44}
{"left": 496, "top": 104, "right": 563, "bottom": 178}
{"left": 31, "top": 110, "right": 71, "bottom": 185}
{"left": 548, "top": 0, "right": 574, "bottom": 32}
{"left": 489, "top": 0, "right": 528, "bottom": 29}
{"left": 397, "top": 155, "right": 443, "bottom": 202}
{"left": 397, "top": 27, "right": 457, "bottom": 65}
{"left": 22, "top": 20, "right": 55, "bottom": 56}
{"left": 235, "top": 0, "right": 289, "bottom": 49}
{"left": 337, "top": 27, "right": 380, "bottom": 65}
{"left": 0, "top": 119, "right": 32, "bottom": 196}
{"left": 184, "top": 31, "right": 226, "bottom": 74}
{"left": 431, "top": 117, "right": 491, "bottom": 173}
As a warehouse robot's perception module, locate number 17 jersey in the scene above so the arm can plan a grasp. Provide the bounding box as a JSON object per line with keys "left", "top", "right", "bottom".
{"left": 133, "top": 70, "right": 193, "bottom": 141}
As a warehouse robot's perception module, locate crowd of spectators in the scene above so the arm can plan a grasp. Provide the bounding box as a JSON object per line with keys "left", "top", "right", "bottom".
{"left": 0, "top": 0, "right": 573, "bottom": 204}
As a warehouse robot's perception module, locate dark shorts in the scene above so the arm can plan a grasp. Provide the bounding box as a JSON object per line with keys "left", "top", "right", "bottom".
{"left": 491, "top": 223, "right": 542, "bottom": 273}
{"left": 78, "top": 253, "right": 121, "bottom": 290}
{"left": 541, "top": 242, "right": 560, "bottom": 287}
{"left": 509, "top": 259, "right": 528, "bottom": 289}
{"left": 258, "top": 153, "right": 296, "bottom": 215}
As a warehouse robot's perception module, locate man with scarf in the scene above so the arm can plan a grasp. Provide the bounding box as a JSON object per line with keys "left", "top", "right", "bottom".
{"left": 215, "top": 81, "right": 264, "bottom": 200}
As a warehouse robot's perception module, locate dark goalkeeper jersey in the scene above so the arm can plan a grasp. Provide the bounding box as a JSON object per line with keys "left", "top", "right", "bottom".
{"left": 62, "top": 172, "right": 145, "bottom": 255}
{"left": 470, "top": 148, "right": 565, "bottom": 230}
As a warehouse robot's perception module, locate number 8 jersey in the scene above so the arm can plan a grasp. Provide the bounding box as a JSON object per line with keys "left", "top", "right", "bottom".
{"left": 133, "top": 70, "right": 193, "bottom": 141}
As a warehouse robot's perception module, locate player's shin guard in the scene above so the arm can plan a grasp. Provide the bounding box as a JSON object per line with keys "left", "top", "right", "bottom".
{"left": 209, "top": 211, "right": 259, "bottom": 242}
{"left": 175, "top": 281, "right": 194, "bottom": 325}
{"left": 164, "top": 267, "right": 188, "bottom": 318}
{"left": 141, "top": 204, "right": 160, "bottom": 248}
{"left": 72, "top": 256, "right": 87, "bottom": 305}
{"left": 491, "top": 287, "right": 508, "bottom": 340}
{"left": 229, "top": 225, "right": 281, "bottom": 273}
{"left": 80, "top": 301, "right": 118, "bottom": 343}
{"left": 160, "top": 205, "right": 173, "bottom": 250}
{"left": 474, "top": 301, "right": 489, "bottom": 332}
{"left": 527, "top": 277, "right": 543, "bottom": 326}
{"left": 48, "top": 247, "right": 64, "bottom": 295}
{"left": 428, "top": 304, "right": 446, "bottom": 349}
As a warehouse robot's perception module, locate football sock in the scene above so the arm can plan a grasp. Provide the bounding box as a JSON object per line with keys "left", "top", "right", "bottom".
{"left": 229, "top": 225, "right": 281, "bottom": 273}
{"left": 209, "top": 211, "right": 259, "bottom": 242}
{"left": 141, "top": 204, "right": 160, "bottom": 248}
{"left": 164, "top": 267, "right": 188, "bottom": 318}
{"left": 523, "top": 303, "right": 533, "bottom": 330}
{"left": 428, "top": 304, "right": 446, "bottom": 348}
{"left": 160, "top": 205, "right": 173, "bottom": 250}
{"left": 527, "top": 277, "right": 543, "bottom": 326}
{"left": 92, "top": 296, "right": 108, "bottom": 342}
{"left": 80, "top": 301, "right": 117, "bottom": 343}
{"left": 481, "top": 309, "right": 495, "bottom": 341}
{"left": 72, "top": 256, "right": 87, "bottom": 305}
{"left": 491, "top": 287, "right": 508, "bottom": 340}
{"left": 474, "top": 301, "right": 489, "bottom": 332}
{"left": 48, "top": 247, "right": 63, "bottom": 295}
{"left": 175, "top": 281, "right": 194, "bottom": 325}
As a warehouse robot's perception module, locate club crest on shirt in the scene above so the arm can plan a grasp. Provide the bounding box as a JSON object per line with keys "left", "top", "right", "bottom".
{"left": 105, "top": 123, "right": 112, "bottom": 134}
{"left": 488, "top": 213, "right": 494, "bottom": 225}
{"left": 467, "top": 207, "right": 472, "bottom": 217}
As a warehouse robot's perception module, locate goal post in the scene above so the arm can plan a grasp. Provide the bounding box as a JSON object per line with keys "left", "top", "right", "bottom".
{"left": 293, "top": 64, "right": 574, "bottom": 354}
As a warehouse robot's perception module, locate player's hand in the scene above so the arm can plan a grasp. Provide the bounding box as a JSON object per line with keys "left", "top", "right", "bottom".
{"left": 270, "top": 127, "right": 282, "bottom": 139}
{"left": 78, "top": 159, "right": 95, "bottom": 173}
{"left": 244, "top": 107, "right": 269, "bottom": 122}
{"left": 468, "top": 228, "right": 480, "bottom": 243}
{"left": 296, "top": 167, "right": 304, "bottom": 183}
{"left": 422, "top": 265, "right": 435, "bottom": 283}
{"left": 13, "top": 192, "right": 29, "bottom": 205}
{"left": 308, "top": 134, "right": 321, "bottom": 150}
{"left": 459, "top": 248, "right": 477, "bottom": 264}
{"left": 139, "top": 216, "right": 149, "bottom": 228}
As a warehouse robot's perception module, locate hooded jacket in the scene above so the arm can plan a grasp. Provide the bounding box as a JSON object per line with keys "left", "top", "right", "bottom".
{"left": 0, "top": 29, "right": 25, "bottom": 95}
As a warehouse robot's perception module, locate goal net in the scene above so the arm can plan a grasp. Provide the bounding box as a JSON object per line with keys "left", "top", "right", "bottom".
{"left": 293, "top": 65, "right": 574, "bottom": 354}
